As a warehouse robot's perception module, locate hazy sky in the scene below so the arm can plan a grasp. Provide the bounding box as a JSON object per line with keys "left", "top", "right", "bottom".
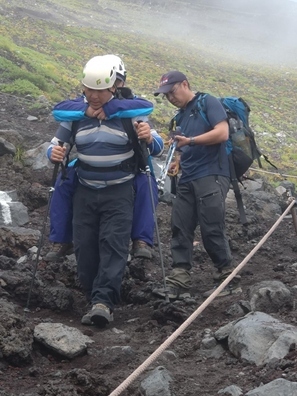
{"left": 157, "top": 0, "right": 297, "bottom": 67}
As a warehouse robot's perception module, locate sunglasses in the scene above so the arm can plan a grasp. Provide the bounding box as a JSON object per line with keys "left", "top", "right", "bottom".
{"left": 163, "top": 82, "right": 182, "bottom": 99}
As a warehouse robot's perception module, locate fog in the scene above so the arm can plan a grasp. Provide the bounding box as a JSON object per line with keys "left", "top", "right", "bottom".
{"left": 135, "top": 0, "right": 297, "bottom": 67}
{"left": 9, "top": 0, "right": 297, "bottom": 68}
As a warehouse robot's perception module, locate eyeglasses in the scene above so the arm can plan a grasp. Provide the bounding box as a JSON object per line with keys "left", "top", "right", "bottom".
{"left": 163, "top": 83, "right": 182, "bottom": 99}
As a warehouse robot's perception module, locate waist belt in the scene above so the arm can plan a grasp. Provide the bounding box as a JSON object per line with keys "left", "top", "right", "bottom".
{"left": 77, "top": 157, "right": 137, "bottom": 173}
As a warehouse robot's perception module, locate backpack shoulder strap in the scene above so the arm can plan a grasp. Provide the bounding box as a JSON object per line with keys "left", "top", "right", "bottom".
{"left": 195, "top": 92, "right": 210, "bottom": 126}
{"left": 228, "top": 154, "right": 248, "bottom": 225}
{"left": 121, "top": 118, "right": 146, "bottom": 171}
{"left": 121, "top": 118, "right": 138, "bottom": 147}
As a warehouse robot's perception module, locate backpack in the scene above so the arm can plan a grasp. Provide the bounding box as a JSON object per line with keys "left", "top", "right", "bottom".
{"left": 171, "top": 93, "right": 278, "bottom": 225}
{"left": 196, "top": 93, "right": 277, "bottom": 180}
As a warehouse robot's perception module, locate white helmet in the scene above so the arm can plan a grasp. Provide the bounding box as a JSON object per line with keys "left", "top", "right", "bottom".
{"left": 82, "top": 56, "right": 116, "bottom": 90}
{"left": 104, "top": 54, "right": 127, "bottom": 82}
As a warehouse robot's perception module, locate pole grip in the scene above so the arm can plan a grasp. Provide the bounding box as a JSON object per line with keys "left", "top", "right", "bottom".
{"left": 51, "top": 140, "right": 64, "bottom": 187}
{"left": 136, "top": 120, "right": 150, "bottom": 168}
{"left": 140, "top": 139, "right": 149, "bottom": 165}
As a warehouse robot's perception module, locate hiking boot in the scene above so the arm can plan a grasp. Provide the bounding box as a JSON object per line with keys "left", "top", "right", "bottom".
{"left": 204, "top": 265, "right": 242, "bottom": 298}
{"left": 89, "top": 303, "right": 114, "bottom": 328}
{"left": 44, "top": 243, "right": 74, "bottom": 262}
{"left": 212, "top": 266, "right": 241, "bottom": 282}
{"left": 202, "top": 284, "right": 242, "bottom": 298}
{"left": 152, "top": 284, "right": 191, "bottom": 301}
{"left": 81, "top": 311, "right": 94, "bottom": 326}
{"left": 132, "top": 240, "right": 152, "bottom": 259}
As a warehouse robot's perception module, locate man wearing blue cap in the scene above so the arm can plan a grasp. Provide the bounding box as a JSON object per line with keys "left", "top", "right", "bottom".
{"left": 153, "top": 71, "right": 241, "bottom": 299}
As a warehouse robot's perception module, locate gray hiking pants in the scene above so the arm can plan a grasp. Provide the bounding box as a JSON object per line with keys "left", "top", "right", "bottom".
{"left": 171, "top": 175, "right": 232, "bottom": 272}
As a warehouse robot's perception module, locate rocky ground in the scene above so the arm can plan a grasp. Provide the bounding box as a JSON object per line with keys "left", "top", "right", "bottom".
{"left": 1, "top": 1, "right": 297, "bottom": 394}
{"left": 1, "top": 91, "right": 297, "bottom": 396}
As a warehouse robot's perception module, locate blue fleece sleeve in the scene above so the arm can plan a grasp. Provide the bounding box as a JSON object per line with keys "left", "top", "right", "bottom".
{"left": 147, "top": 129, "right": 164, "bottom": 157}
{"left": 52, "top": 96, "right": 88, "bottom": 122}
{"left": 47, "top": 122, "right": 73, "bottom": 162}
{"left": 103, "top": 97, "right": 154, "bottom": 119}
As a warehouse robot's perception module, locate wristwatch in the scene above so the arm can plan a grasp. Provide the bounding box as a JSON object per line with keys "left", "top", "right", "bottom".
{"left": 189, "top": 137, "right": 195, "bottom": 146}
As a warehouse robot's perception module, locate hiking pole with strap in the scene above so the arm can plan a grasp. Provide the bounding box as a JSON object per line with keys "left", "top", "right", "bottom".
{"left": 121, "top": 118, "right": 170, "bottom": 302}
{"left": 24, "top": 141, "right": 64, "bottom": 312}
{"left": 136, "top": 122, "right": 169, "bottom": 303}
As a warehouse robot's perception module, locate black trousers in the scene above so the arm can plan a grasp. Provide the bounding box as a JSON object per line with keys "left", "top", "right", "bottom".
{"left": 73, "top": 180, "right": 134, "bottom": 310}
{"left": 171, "top": 175, "right": 232, "bottom": 271}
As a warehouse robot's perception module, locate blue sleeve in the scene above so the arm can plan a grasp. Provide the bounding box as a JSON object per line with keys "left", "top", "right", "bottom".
{"left": 52, "top": 96, "right": 88, "bottom": 122}
{"left": 131, "top": 116, "right": 164, "bottom": 158}
{"left": 147, "top": 129, "right": 164, "bottom": 157}
{"left": 103, "top": 97, "right": 154, "bottom": 119}
{"left": 47, "top": 122, "right": 73, "bottom": 162}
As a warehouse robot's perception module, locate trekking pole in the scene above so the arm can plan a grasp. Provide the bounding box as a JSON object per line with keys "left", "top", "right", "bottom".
{"left": 156, "top": 127, "right": 181, "bottom": 195}
{"left": 138, "top": 135, "right": 170, "bottom": 303}
{"left": 24, "top": 141, "right": 64, "bottom": 312}
{"left": 156, "top": 140, "right": 177, "bottom": 195}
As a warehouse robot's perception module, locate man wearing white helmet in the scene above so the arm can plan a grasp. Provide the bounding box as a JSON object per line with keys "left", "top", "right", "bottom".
{"left": 49, "top": 55, "right": 158, "bottom": 327}
{"left": 47, "top": 55, "right": 160, "bottom": 262}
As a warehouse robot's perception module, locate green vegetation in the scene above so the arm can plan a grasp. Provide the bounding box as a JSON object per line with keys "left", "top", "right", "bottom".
{"left": 14, "top": 145, "right": 26, "bottom": 164}
{"left": 0, "top": 0, "right": 297, "bottom": 183}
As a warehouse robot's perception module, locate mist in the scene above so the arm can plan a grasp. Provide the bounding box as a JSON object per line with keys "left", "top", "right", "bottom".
{"left": 131, "top": 0, "right": 297, "bottom": 67}
{"left": 6, "top": 0, "right": 297, "bottom": 68}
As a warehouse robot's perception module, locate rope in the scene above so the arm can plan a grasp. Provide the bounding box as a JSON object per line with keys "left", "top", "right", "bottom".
{"left": 108, "top": 199, "right": 296, "bottom": 396}
{"left": 249, "top": 167, "right": 297, "bottom": 179}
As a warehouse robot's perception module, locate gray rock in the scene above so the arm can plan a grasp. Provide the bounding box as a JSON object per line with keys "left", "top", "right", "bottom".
{"left": 140, "top": 366, "right": 173, "bottom": 396}
{"left": 218, "top": 384, "right": 243, "bottom": 395}
{"left": 226, "top": 300, "right": 251, "bottom": 317}
{"left": 246, "top": 378, "right": 297, "bottom": 395}
{"left": 279, "top": 181, "right": 295, "bottom": 194}
{"left": 242, "top": 179, "right": 264, "bottom": 193}
{"left": 248, "top": 280, "right": 292, "bottom": 313}
{"left": 27, "top": 115, "right": 38, "bottom": 121}
{"left": 0, "top": 298, "right": 33, "bottom": 365}
{"left": 0, "top": 129, "right": 24, "bottom": 147}
{"left": 215, "top": 322, "right": 236, "bottom": 341}
{"left": 24, "top": 142, "right": 52, "bottom": 170}
{"left": 228, "top": 311, "right": 297, "bottom": 366}
{"left": 0, "top": 137, "right": 16, "bottom": 156}
{"left": 0, "top": 226, "right": 40, "bottom": 258}
{"left": 0, "top": 190, "right": 29, "bottom": 227}
{"left": 34, "top": 322, "right": 94, "bottom": 359}
{"left": 201, "top": 335, "right": 217, "bottom": 349}
{"left": 41, "top": 286, "right": 73, "bottom": 311}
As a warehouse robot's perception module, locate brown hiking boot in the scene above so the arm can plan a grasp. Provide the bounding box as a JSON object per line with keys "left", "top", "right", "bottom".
{"left": 131, "top": 240, "right": 152, "bottom": 259}
{"left": 44, "top": 243, "right": 74, "bottom": 262}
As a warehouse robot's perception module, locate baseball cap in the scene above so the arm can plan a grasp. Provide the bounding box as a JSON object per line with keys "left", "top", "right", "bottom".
{"left": 154, "top": 71, "right": 188, "bottom": 96}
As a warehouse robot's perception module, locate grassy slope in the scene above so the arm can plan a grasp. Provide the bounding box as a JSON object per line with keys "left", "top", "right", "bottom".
{"left": 0, "top": 0, "right": 297, "bottom": 181}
